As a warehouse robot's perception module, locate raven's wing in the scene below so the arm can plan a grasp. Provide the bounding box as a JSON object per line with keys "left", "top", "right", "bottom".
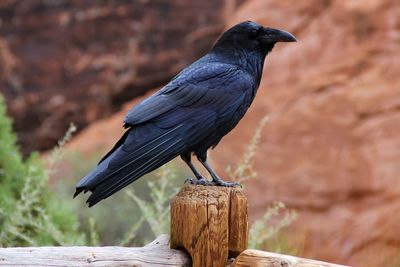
{"left": 75, "top": 62, "right": 254, "bottom": 207}
{"left": 123, "top": 62, "right": 251, "bottom": 126}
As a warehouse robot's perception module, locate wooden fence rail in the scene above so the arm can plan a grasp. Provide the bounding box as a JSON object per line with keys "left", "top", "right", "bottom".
{"left": 0, "top": 236, "right": 348, "bottom": 267}
{"left": 0, "top": 235, "right": 189, "bottom": 267}
{"left": 0, "top": 185, "right": 349, "bottom": 267}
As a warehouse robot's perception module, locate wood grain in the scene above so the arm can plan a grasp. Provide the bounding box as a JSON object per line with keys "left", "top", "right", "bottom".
{"left": 232, "top": 249, "right": 350, "bottom": 267}
{"left": 170, "top": 185, "right": 248, "bottom": 267}
{"left": 228, "top": 187, "right": 248, "bottom": 257}
{"left": 0, "top": 235, "right": 190, "bottom": 267}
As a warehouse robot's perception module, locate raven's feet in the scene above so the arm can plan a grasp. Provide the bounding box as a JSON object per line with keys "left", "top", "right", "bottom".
{"left": 212, "top": 176, "right": 241, "bottom": 187}
{"left": 185, "top": 177, "right": 214, "bottom": 186}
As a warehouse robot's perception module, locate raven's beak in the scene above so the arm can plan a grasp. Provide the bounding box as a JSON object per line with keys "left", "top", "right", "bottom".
{"left": 262, "top": 27, "right": 297, "bottom": 43}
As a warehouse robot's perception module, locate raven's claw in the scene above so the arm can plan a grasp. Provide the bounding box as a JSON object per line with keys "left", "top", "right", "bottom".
{"left": 185, "top": 177, "right": 214, "bottom": 186}
{"left": 212, "top": 179, "right": 241, "bottom": 187}
{"left": 184, "top": 177, "right": 241, "bottom": 187}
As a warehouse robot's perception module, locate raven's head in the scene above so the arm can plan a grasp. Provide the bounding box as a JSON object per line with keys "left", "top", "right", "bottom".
{"left": 213, "top": 21, "right": 296, "bottom": 55}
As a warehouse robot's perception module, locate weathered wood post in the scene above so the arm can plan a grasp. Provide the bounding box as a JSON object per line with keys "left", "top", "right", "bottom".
{"left": 170, "top": 184, "right": 248, "bottom": 267}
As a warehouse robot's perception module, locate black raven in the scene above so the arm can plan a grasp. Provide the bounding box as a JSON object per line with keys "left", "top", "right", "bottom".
{"left": 74, "top": 21, "right": 296, "bottom": 207}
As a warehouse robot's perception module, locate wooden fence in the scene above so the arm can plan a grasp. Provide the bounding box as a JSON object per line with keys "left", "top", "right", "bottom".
{"left": 0, "top": 185, "right": 348, "bottom": 267}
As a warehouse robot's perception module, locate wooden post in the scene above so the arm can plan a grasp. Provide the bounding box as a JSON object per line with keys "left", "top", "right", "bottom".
{"left": 170, "top": 184, "right": 248, "bottom": 267}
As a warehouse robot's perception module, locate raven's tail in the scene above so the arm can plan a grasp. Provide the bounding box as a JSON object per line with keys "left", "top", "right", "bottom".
{"left": 74, "top": 123, "right": 185, "bottom": 207}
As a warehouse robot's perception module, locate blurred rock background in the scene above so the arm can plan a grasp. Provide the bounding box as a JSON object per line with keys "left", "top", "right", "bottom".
{"left": 1, "top": 0, "right": 400, "bottom": 266}
{"left": 0, "top": 0, "right": 231, "bottom": 152}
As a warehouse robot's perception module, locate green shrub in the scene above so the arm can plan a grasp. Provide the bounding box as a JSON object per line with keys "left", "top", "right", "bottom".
{"left": 0, "top": 95, "right": 85, "bottom": 247}
{"left": 248, "top": 201, "right": 298, "bottom": 252}
{"left": 121, "top": 164, "right": 181, "bottom": 246}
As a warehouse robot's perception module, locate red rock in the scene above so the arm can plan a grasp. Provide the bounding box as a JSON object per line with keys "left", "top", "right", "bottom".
{"left": 0, "top": 0, "right": 231, "bottom": 153}
{"left": 216, "top": 0, "right": 400, "bottom": 266}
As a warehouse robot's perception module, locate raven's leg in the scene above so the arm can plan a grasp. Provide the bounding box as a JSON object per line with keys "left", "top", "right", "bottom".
{"left": 180, "top": 153, "right": 212, "bottom": 185}
{"left": 197, "top": 153, "right": 241, "bottom": 187}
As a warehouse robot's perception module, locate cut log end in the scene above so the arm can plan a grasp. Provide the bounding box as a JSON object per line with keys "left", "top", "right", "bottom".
{"left": 170, "top": 184, "right": 248, "bottom": 267}
{"left": 233, "top": 249, "right": 350, "bottom": 267}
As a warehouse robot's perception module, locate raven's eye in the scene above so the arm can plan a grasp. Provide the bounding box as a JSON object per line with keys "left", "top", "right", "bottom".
{"left": 250, "top": 27, "right": 263, "bottom": 38}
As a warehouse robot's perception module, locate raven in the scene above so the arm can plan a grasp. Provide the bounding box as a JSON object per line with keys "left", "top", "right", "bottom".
{"left": 74, "top": 21, "right": 296, "bottom": 207}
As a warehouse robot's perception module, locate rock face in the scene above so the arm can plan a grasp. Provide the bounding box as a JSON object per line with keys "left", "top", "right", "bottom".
{"left": 220, "top": 0, "right": 400, "bottom": 266}
{"left": 0, "top": 0, "right": 229, "bottom": 153}
{"left": 63, "top": 0, "right": 400, "bottom": 266}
